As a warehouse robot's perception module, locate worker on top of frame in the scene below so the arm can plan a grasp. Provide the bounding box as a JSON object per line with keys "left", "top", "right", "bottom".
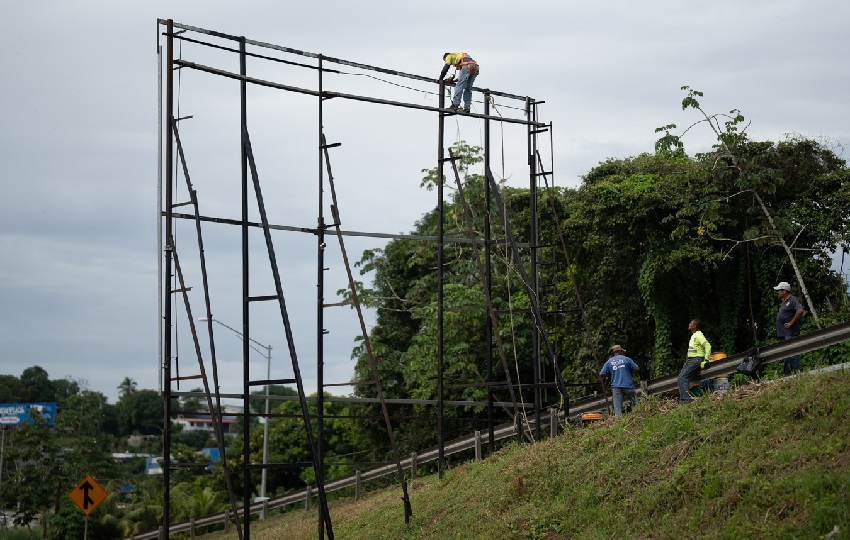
{"left": 439, "top": 52, "right": 480, "bottom": 113}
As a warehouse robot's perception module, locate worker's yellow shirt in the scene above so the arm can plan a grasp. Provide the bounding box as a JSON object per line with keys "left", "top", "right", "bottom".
{"left": 687, "top": 330, "right": 712, "bottom": 360}
{"left": 444, "top": 52, "right": 464, "bottom": 66}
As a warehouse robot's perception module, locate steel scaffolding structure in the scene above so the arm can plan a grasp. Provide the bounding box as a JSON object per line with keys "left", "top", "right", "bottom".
{"left": 157, "top": 18, "right": 571, "bottom": 539}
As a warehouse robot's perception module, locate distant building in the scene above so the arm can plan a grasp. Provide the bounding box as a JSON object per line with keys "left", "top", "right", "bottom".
{"left": 174, "top": 403, "right": 241, "bottom": 436}
{"left": 145, "top": 456, "right": 163, "bottom": 476}
{"left": 173, "top": 416, "right": 237, "bottom": 435}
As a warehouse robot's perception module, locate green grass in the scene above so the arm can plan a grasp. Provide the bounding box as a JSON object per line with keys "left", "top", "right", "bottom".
{"left": 201, "top": 370, "right": 850, "bottom": 539}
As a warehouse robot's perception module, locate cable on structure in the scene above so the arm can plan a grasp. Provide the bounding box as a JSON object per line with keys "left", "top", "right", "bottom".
{"left": 325, "top": 67, "right": 528, "bottom": 115}
{"left": 443, "top": 105, "right": 555, "bottom": 435}
{"left": 485, "top": 168, "right": 569, "bottom": 406}
{"left": 168, "top": 24, "right": 528, "bottom": 114}
{"left": 447, "top": 148, "right": 521, "bottom": 425}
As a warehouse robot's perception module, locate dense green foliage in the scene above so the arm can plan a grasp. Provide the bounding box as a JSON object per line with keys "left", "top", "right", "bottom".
{"left": 346, "top": 90, "right": 850, "bottom": 464}
{"left": 562, "top": 135, "right": 849, "bottom": 378}
{"left": 202, "top": 369, "right": 850, "bottom": 540}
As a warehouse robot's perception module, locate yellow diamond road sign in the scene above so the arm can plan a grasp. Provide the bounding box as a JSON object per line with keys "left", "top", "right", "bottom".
{"left": 68, "top": 475, "right": 108, "bottom": 515}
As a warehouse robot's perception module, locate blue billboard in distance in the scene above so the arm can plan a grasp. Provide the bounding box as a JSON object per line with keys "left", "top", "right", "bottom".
{"left": 0, "top": 402, "right": 57, "bottom": 426}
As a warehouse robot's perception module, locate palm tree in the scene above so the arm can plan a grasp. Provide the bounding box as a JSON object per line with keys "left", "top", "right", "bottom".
{"left": 117, "top": 377, "right": 138, "bottom": 399}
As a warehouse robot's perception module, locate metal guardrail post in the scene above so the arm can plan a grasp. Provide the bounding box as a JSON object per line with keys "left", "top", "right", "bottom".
{"left": 355, "top": 470, "right": 362, "bottom": 500}
{"left": 305, "top": 485, "right": 312, "bottom": 510}
{"left": 411, "top": 452, "right": 418, "bottom": 480}
{"left": 474, "top": 431, "right": 482, "bottom": 461}
{"left": 550, "top": 413, "right": 557, "bottom": 438}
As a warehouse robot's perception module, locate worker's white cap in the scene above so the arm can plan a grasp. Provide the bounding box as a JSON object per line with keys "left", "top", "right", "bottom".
{"left": 773, "top": 281, "right": 792, "bottom": 292}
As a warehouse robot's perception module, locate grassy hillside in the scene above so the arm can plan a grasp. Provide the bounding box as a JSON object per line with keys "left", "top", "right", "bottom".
{"left": 204, "top": 369, "right": 850, "bottom": 539}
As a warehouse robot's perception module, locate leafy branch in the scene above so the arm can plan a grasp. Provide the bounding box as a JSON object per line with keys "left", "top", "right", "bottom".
{"left": 660, "top": 86, "right": 821, "bottom": 324}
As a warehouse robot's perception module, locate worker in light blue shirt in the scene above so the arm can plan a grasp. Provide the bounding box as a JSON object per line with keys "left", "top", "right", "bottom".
{"left": 599, "top": 344, "right": 640, "bottom": 416}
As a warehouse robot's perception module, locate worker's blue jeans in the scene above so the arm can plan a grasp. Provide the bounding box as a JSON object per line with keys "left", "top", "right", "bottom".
{"left": 611, "top": 387, "right": 636, "bottom": 416}
{"left": 452, "top": 63, "right": 479, "bottom": 109}
{"left": 677, "top": 357, "right": 703, "bottom": 403}
{"left": 782, "top": 335, "right": 801, "bottom": 375}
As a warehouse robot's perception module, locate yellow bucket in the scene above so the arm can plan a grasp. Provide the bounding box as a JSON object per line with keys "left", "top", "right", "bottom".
{"left": 581, "top": 412, "right": 604, "bottom": 422}
{"left": 709, "top": 352, "right": 727, "bottom": 362}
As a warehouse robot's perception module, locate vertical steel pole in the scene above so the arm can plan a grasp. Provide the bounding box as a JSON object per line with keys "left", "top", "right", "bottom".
{"left": 260, "top": 345, "right": 271, "bottom": 502}
{"left": 239, "top": 35, "right": 251, "bottom": 540}
{"left": 484, "top": 92, "right": 495, "bottom": 453}
{"left": 157, "top": 36, "right": 163, "bottom": 395}
{"left": 162, "top": 18, "right": 174, "bottom": 540}
{"left": 317, "top": 54, "right": 326, "bottom": 540}
{"left": 527, "top": 97, "right": 541, "bottom": 439}
{"left": 436, "top": 82, "right": 446, "bottom": 479}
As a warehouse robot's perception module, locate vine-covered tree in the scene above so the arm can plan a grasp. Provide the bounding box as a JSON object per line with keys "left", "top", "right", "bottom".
{"left": 345, "top": 103, "right": 850, "bottom": 454}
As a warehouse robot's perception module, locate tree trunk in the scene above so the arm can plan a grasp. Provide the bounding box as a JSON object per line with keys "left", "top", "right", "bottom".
{"left": 752, "top": 191, "right": 821, "bottom": 326}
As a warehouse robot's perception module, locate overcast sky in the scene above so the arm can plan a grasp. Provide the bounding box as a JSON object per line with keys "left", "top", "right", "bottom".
{"left": 1, "top": 1, "right": 848, "bottom": 404}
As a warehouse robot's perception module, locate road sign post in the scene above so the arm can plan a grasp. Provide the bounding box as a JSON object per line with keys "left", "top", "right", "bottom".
{"left": 68, "top": 475, "right": 108, "bottom": 515}
{"left": 69, "top": 475, "right": 108, "bottom": 539}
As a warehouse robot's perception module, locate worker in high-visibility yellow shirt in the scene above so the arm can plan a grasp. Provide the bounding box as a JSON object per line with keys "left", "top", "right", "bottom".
{"left": 677, "top": 319, "right": 712, "bottom": 403}
{"left": 438, "top": 52, "right": 480, "bottom": 113}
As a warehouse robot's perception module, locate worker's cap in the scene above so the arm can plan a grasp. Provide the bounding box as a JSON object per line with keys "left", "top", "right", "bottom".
{"left": 610, "top": 344, "right": 626, "bottom": 353}
{"left": 773, "top": 281, "right": 792, "bottom": 292}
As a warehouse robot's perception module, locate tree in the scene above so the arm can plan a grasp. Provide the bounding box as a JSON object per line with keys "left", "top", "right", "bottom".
{"left": 117, "top": 377, "right": 138, "bottom": 399}
{"left": 260, "top": 393, "right": 361, "bottom": 494}
{"left": 553, "top": 90, "right": 850, "bottom": 378}
{"left": 0, "top": 374, "right": 26, "bottom": 403}
{"left": 116, "top": 390, "right": 163, "bottom": 436}
{"left": 0, "top": 411, "right": 63, "bottom": 535}
{"left": 56, "top": 390, "right": 116, "bottom": 480}
{"left": 117, "top": 478, "right": 163, "bottom": 536}
{"left": 656, "top": 87, "right": 850, "bottom": 326}
{"left": 20, "top": 365, "right": 54, "bottom": 402}
{"left": 249, "top": 384, "right": 297, "bottom": 417}
{"left": 51, "top": 376, "right": 81, "bottom": 408}
{"left": 179, "top": 386, "right": 204, "bottom": 415}
{"left": 171, "top": 482, "right": 226, "bottom": 524}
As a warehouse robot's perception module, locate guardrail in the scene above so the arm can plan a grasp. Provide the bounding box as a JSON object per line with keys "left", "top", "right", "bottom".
{"left": 127, "top": 321, "right": 850, "bottom": 539}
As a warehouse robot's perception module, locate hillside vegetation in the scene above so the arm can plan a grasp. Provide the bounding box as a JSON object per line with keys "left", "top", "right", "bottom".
{"left": 204, "top": 368, "right": 849, "bottom": 539}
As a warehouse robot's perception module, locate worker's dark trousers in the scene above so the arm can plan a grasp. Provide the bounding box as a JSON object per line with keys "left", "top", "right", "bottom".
{"left": 782, "top": 335, "right": 801, "bottom": 375}
{"left": 677, "top": 357, "right": 703, "bottom": 403}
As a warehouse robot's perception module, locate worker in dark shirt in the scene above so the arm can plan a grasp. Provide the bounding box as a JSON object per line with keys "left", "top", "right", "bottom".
{"left": 773, "top": 281, "right": 805, "bottom": 375}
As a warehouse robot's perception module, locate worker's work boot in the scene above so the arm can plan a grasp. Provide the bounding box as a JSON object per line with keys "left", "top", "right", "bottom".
{"left": 448, "top": 104, "right": 460, "bottom": 111}
{"left": 462, "top": 107, "right": 470, "bottom": 113}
